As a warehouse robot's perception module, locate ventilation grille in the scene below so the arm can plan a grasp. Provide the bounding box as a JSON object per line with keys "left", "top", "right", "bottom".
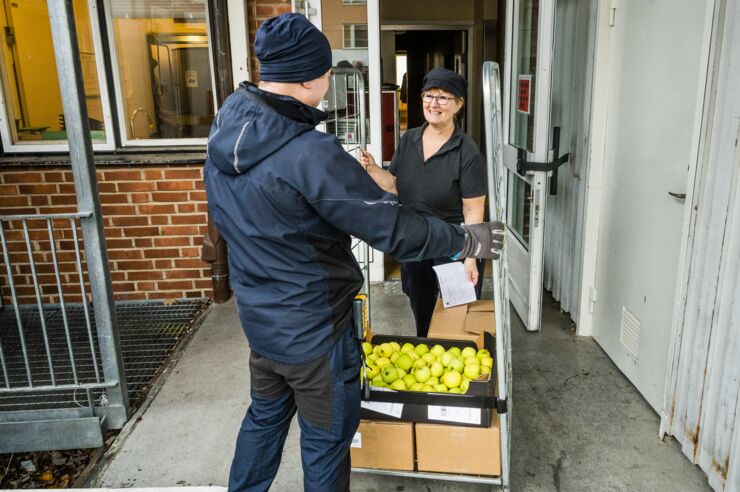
{"left": 620, "top": 306, "right": 641, "bottom": 360}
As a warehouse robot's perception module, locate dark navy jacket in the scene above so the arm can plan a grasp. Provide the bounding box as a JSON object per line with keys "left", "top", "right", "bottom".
{"left": 204, "top": 82, "right": 465, "bottom": 364}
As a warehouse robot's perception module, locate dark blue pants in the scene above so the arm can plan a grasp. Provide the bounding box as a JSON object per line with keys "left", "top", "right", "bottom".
{"left": 228, "top": 326, "right": 361, "bottom": 492}
{"left": 401, "top": 258, "right": 486, "bottom": 338}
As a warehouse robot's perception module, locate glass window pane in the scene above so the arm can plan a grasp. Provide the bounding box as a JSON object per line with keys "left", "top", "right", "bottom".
{"left": 508, "top": 171, "right": 531, "bottom": 247}
{"left": 0, "top": 0, "right": 106, "bottom": 144}
{"left": 510, "top": 0, "right": 538, "bottom": 151}
{"left": 109, "top": 1, "right": 215, "bottom": 141}
{"left": 322, "top": 0, "right": 371, "bottom": 145}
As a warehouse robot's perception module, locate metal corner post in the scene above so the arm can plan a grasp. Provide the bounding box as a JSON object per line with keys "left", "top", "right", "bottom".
{"left": 47, "top": 0, "right": 130, "bottom": 427}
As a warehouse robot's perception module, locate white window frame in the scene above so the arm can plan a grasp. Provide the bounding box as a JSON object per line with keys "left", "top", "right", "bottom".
{"left": 102, "top": 0, "right": 219, "bottom": 147}
{"left": 0, "top": 0, "right": 115, "bottom": 153}
{"left": 343, "top": 23, "right": 368, "bottom": 49}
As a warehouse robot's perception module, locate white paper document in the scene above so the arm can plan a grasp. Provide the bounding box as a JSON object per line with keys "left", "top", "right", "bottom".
{"left": 360, "top": 400, "right": 404, "bottom": 418}
{"left": 427, "top": 405, "right": 482, "bottom": 425}
{"left": 433, "top": 262, "right": 477, "bottom": 307}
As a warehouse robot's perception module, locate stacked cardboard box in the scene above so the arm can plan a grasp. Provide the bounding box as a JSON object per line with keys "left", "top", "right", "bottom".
{"left": 351, "top": 298, "right": 501, "bottom": 476}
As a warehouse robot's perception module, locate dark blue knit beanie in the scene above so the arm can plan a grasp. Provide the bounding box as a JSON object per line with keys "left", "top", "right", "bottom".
{"left": 255, "top": 13, "right": 333, "bottom": 83}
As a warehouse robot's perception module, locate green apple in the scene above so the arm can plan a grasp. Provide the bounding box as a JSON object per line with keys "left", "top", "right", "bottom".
{"left": 421, "top": 353, "right": 436, "bottom": 365}
{"left": 375, "top": 357, "right": 391, "bottom": 368}
{"left": 395, "top": 353, "right": 413, "bottom": 371}
{"left": 413, "top": 359, "right": 427, "bottom": 370}
{"left": 464, "top": 357, "right": 480, "bottom": 367}
{"left": 367, "top": 353, "right": 377, "bottom": 363}
{"left": 401, "top": 342, "right": 415, "bottom": 353}
{"left": 480, "top": 356, "right": 494, "bottom": 369}
{"left": 361, "top": 342, "right": 373, "bottom": 356}
{"left": 430, "top": 344, "right": 445, "bottom": 357}
{"left": 461, "top": 346, "right": 477, "bottom": 359}
{"left": 403, "top": 374, "right": 417, "bottom": 387}
{"left": 379, "top": 343, "right": 394, "bottom": 358}
{"left": 430, "top": 361, "right": 444, "bottom": 378}
{"left": 371, "top": 374, "right": 383, "bottom": 384}
{"left": 382, "top": 365, "right": 399, "bottom": 384}
{"left": 415, "top": 366, "right": 431, "bottom": 383}
{"left": 479, "top": 367, "right": 490, "bottom": 378}
{"left": 448, "top": 347, "right": 461, "bottom": 357}
{"left": 366, "top": 364, "right": 380, "bottom": 379}
{"left": 449, "top": 358, "right": 465, "bottom": 373}
{"left": 460, "top": 377, "right": 470, "bottom": 393}
{"left": 410, "top": 382, "right": 424, "bottom": 391}
{"left": 434, "top": 384, "right": 448, "bottom": 393}
{"left": 396, "top": 367, "right": 407, "bottom": 379}
{"left": 373, "top": 381, "right": 388, "bottom": 388}
{"left": 464, "top": 364, "right": 481, "bottom": 380}
{"left": 441, "top": 351, "right": 456, "bottom": 367}
{"left": 390, "top": 352, "right": 400, "bottom": 364}
{"left": 407, "top": 351, "right": 420, "bottom": 361}
{"left": 421, "top": 384, "right": 434, "bottom": 392}
{"left": 390, "top": 341, "right": 401, "bottom": 352}
{"left": 442, "top": 370, "right": 462, "bottom": 388}
{"left": 390, "top": 379, "right": 406, "bottom": 390}
{"left": 448, "top": 387, "right": 463, "bottom": 394}
{"left": 426, "top": 376, "right": 439, "bottom": 386}
{"left": 414, "top": 343, "right": 430, "bottom": 356}
{"left": 476, "top": 349, "right": 491, "bottom": 360}
{"left": 373, "top": 345, "right": 383, "bottom": 356}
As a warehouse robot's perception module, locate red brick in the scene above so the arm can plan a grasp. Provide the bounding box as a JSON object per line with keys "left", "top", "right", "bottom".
{"left": 43, "top": 172, "right": 65, "bottom": 183}
{"left": 144, "top": 248, "right": 180, "bottom": 259}
{"left": 18, "top": 184, "right": 57, "bottom": 194}
{"left": 99, "top": 194, "right": 130, "bottom": 204}
{"left": 134, "top": 238, "right": 153, "bottom": 248}
{"left": 117, "top": 292, "right": 148, "bottom": 301}
{"left": 123, "top": 226, "right": 160, "bottom": 237}
{"left": 157, "top": 280, "right": 194, "bottom": 290}
{"left": 153, "top": 236, "right": 191, "bottom": 247}
{"left": 110, "top": 271, "right": 127, "bottom": 282}
{"left": 136, "top": 281, "right": 157, "bottom": 291}
{"left": 154, "top": 259, "right": 173, "bottom": 269}
{"left": 101, "top": 204, "right": 136, "bottom": 215}
{"left": 143, "top": 170, "right": 163, "bottom": 180}
{"left": 128, "top": 270, "right": 163, "bottom": 281}
{"left": 104, "top": 170, "right": 141, "bottom": 181}
{"left": 50, "top": 195, "right": 77, "bottom": 205}
{"left": 189, "top": 191, "right": 207, "bottom": 201}
{"left": 185, "top": 290, "right": 206, "bottom": 298}
{"left": 107, "top": 238, "right": 134, "bottom": 249}
{"left": 178, "top": 203, "right": 196, "bottom": 213}
{"left": 194, "top": 180, "right": 205, "bottom": 191}
{"left": 194, "top": 279, "right": 213, "bottom": 289}
{"left": 98, "top": 182, "right": 117, "bottom": 193}
{"left": 161, "top": 225, "right": 199, "bottom": 236}
{"left": 164, "top": 168, "right": 202, "bottom": 180}
{"left": 150, "top": 215, "right": 170, "bottom": 225}
{"left": 110, "top": 216, "right": 149, "bottom": 227}
{"left": 197, "top": 225, "right": 208, "bottom": 234}
{"left": 30, "top": 196, "right": 50, "bottom": 206}
{"left": 275, "top": 4, "right": 291, "bottom": 15}
{"left": 108, "top": 249, "right": 143, "bottom": 260}
{"left": 174, "top": 258, "right": 207, "bottom": 268}
{"left": 171, "top": 214, "right": 207, "bottom": 225}
{"left": 180, "top": 247, "right": 201, "bottom": 258}
{"left": 3, "top": 172, "right": 42, "bottom": 183}
{"left": 256, "top": 5, "right": 276, "bottom": 16}
{"left": 0, "top": 184, "right": 19, "bottom": 195}
{"left": 157, "top": 180, "right": 194, "bottom": 191}
{"left": 152, "top": 191, "right": 189, "bottom": 202}
{"left": 116, "top": 260, "right": 154, "bottom": 270}
{"left": 106, "top": 228, "right": 123, "bottom": 238}
{"left": 138, "top": 204, "right": 176, "bottom": 214}
{"left": 130, "top": 193, "right": 151, "bottom": 203}
{"left": 58, "top": 184, "right": 76, "bottom": 194}
{"left": 118, "top": 181, "right": 156, "bottom": 192}
{"left": 114, "top": 282, "right": 137, "bottom": 292}
{"left": 164, "top": 269, "right": 202, "bottom": 279}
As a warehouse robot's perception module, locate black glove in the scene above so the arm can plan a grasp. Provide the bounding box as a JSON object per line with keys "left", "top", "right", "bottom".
{"left": 459, "top": 221, "right": 506, "bottom": 259}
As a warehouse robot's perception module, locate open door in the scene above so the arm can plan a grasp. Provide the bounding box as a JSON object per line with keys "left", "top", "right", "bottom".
{"left": 503, "top": 0, "right": 559, "bottom": 332}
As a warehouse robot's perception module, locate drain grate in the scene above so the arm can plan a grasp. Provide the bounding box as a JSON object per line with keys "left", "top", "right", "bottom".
{"left": 0, "top": 299, "right": 210, "bottom": 412}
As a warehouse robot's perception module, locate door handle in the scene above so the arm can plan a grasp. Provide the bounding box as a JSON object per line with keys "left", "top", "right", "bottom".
{"left": 668, "top": 191, "right": 686, "bottom": 200}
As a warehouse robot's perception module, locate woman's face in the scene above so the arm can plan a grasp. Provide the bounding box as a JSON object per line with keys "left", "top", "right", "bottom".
{"left": 422, "top": 88, "right": 463, "bottom": 127}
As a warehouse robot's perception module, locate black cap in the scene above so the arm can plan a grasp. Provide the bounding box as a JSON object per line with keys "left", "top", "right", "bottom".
{"left": 421, "top": 68, "right": 467, "bottom": 98}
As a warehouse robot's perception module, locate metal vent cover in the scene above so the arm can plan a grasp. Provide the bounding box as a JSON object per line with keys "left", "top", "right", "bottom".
{"left": 620, "top": 306, "right": 641, "bottom": 360}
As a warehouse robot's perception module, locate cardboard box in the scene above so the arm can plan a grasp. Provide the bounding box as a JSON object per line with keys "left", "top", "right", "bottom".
{"left": 360, "top": 332, "right": 496, "bottom": 427}
{"left": 350, "top": 420, "right": 414, "bottom": 471}
{"left": 428, "top": 299, "right": 495, "bottom": 341}
{"left": 415, "top": 414, "right": 501, "bottom": 476}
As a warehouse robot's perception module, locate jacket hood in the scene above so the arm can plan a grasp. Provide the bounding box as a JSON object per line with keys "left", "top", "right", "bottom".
{"left": 206, "top": 82, "right": 326, "bottom": 175}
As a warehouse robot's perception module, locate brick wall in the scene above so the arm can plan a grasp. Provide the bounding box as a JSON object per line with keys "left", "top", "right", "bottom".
{"left": 0, "top": 165, "right": 211, "bottom": 304}
{"left": 246, "top": 0, "right": 293, "bottom": 82}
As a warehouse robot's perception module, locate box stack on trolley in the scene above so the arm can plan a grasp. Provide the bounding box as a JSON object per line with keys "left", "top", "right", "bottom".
{"left": 349, "top": 62, "right": 510, "bottom": 488}
{"left": 351, "top": 297, "right": 503, "bottom": 478}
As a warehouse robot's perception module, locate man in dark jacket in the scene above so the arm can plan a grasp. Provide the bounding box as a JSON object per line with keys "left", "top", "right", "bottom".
{"left": 204, "top": 13, "right": 504, "bottom": 492}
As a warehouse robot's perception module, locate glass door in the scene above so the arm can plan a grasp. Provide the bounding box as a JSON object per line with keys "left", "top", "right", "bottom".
{"left": 503, "top": 0, "right": 556, "bottom": 331}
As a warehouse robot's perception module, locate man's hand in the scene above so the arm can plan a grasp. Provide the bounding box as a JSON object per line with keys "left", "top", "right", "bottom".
{"left": 460, "top": 221, "right": 505, "bottom": 259}
{"left": 359, "top": 150, "right": 376, "bottom": 170}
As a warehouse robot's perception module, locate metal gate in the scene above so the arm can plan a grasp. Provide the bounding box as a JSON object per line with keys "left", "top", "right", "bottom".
{"left": 0, "top": 1, "right": 128, "bottom": 452}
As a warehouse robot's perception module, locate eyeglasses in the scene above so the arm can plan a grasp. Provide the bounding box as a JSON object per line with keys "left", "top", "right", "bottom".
{"left": 422, "top": 93, "right": 459, "bottom": 106}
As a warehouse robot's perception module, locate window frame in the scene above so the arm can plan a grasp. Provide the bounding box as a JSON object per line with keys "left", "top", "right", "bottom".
{"left": 0, "top": 0, "right": 116, "bottom": 153}
{"left": 343, "top": 23, "right": 368, "bottom": 49}
{"left": 102, "top": 0, "right": 220, "bottom": 148}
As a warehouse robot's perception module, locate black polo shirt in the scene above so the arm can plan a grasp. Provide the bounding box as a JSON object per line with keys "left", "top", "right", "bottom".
{"left": 389, "top": 123, "right": 487, "bottom": 225}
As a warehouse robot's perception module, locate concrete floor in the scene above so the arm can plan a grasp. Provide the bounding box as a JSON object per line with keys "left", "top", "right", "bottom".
{"left": 89, "top": 284, "right": 710, "bottom": 491}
